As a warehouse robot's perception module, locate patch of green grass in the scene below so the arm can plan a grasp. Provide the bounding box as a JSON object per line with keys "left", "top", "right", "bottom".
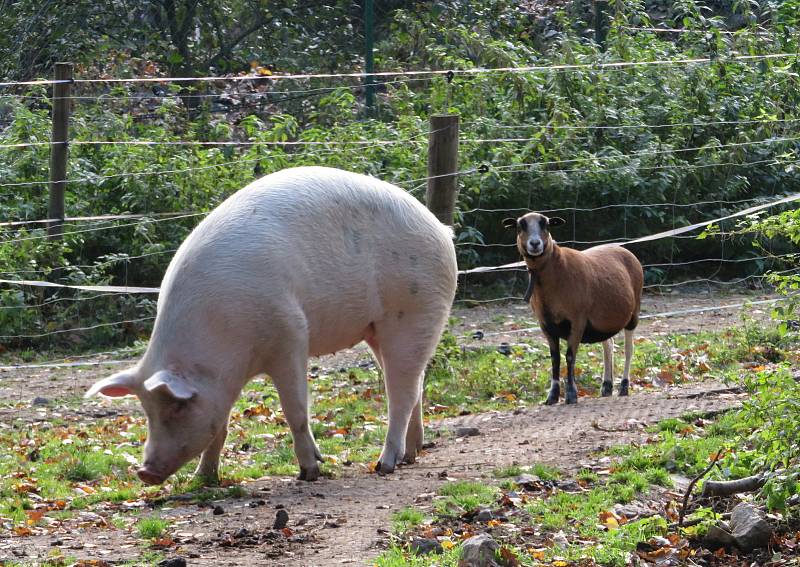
{"left": 609, "top": 469, "right": 650, "bottom": 492}
{"left": 0, "top": 497, "right": 30, "bottom": 525}
{"left": 434, "top": 480, "right": 499, "bottom": 517}
{"left": 525, "top": 483, "right": 634, "bottom": 532}
{"left": 644, "top": 467, "right": 673, "bottom": 487}
{"left": 493, "top": 465, "right": 523, "bottom": 478}
{"left": 391, "top": 507, "right": 426, "bottom": 534}
{"left": 119, "top": 550, "right": 166, "bottom": 566}
{"left": 375, "top": 544, "right": 462, "bottom": 566}
{"left": 494, "top": 462, "right": 560, "bottom": 481}
{"left": 136, "top": 515, "right": 169, "bottom": 540}
{"left": 560, "top": 515, "right": 669, "bottom": 567}
{"left": 655, "top": 417, "right": 691, "bottom": 433}
{"left": 59, "top": 451, "right": 115, "bottom": 482}
{"left": 577, "top": 468, "right": 600, "bottom": 484}
{"left": 529, "top": 463, "right": 561, "bottom": 481}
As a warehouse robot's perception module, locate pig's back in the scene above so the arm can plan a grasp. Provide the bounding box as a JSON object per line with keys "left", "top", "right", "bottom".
{"left": 154, "top": 167, "right": 457, "bottom": 357}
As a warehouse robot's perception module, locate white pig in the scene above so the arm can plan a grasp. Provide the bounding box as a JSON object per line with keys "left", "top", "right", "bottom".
{"left": 86, "top": 166, "right": 458, "bottom": 485}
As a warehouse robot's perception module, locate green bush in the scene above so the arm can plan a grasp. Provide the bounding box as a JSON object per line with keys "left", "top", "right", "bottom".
{"left": 2, "top": 1, "right": 799, "bottom": 351}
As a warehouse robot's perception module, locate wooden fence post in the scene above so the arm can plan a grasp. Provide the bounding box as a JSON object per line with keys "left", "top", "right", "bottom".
{"left": 426, "top": 114, "right": 459, "bottom": 226}
{"left": 48, "top": 62, "right": 73, "bottom": 240}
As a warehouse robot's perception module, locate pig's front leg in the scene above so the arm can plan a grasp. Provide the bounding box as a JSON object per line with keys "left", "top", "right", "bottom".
{"left": 194, "top": 423, "right": 229, "bottom": 485}
{"left": 267, "top": 342, "right": 322, "bottom": 481}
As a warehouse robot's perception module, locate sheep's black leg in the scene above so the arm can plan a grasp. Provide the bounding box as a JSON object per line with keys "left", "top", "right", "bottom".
{"left": 544, "top": 335, "right": 560, "bottom": 405}
{"left": 601, "top": 338, "right": 613, "bottom": 397}
{"left": 619, "top": 329, "right": 633, "bottom": 396}
{"left": 565, "top": 345, "right": 578, "bottom": 404}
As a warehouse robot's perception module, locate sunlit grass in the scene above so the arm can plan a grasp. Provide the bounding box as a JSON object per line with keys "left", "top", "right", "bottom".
{"left": 136, "top": 515, "right": 169, "bottom": 540}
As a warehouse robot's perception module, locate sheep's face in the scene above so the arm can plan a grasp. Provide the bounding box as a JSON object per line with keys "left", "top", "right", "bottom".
{"left": 504, "top": 213, "right": 565, "bottom": 258}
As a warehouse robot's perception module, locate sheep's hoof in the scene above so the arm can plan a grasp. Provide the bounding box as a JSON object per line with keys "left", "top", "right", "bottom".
{"left": 298, "top": 465, "right": 320, "bottom": 482}
{"left": 601, "top": 382, "right": 613, "bottom": 397}
{"left": 565, "top": 391, "right": 578, "bottom": 404}
{"left": 375, "top": 460, "right": 396, "bottom": 475}
{"left": 544, "top": 393, "right": 559, "bottom": 405}
{"left": 618, "top": 382, "right": 629, "bottom": 397}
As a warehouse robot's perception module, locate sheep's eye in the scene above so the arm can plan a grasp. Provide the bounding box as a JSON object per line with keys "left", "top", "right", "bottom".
{"left": 518, "top": 219, "right": 527, "bottom": 232}
{"left": 539, "top": 218, "right": 547, "bottom": 230}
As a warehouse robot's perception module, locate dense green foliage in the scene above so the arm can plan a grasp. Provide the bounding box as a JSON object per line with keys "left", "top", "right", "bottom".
{"left": 1, "top": 0, "right": 799, "bottom": 348}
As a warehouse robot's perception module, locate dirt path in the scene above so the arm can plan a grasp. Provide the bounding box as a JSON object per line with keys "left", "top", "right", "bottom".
{"left": 2, "top": 380, "right": 745, "bottom": 566}
{"left": 0, "top": 289, "right": 775, "bottom": 565}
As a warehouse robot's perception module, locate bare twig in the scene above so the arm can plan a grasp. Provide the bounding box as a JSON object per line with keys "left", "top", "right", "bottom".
{"left": 678, "top": 449, "right": 725, "bottom": 528}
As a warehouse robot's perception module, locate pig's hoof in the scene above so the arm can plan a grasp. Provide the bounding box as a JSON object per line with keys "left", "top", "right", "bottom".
{"left": 375, "top": 460, "right": 396, "bottom": 475}
{"left": 601, "top": 382, "right": 613, "bottom": 397}
{"left": 298, "top": 466, "right": 320, "bottom": 482}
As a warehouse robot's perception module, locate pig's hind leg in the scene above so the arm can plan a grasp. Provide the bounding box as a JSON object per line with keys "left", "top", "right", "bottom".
{"left": 373, "top": 315, "right": 439, "bottom": 474}
{"left": 365, "top": 327, "right": 422, "bottom": 466}
{"left": 266, "top": 340, "right": 323, "bottom": 481}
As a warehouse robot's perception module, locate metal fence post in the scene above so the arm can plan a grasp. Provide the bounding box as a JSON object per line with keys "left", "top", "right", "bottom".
{"left": 364, "top": 0, "right": 376, "bottom": 109}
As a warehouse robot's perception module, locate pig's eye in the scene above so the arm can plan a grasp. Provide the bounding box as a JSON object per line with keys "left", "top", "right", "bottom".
{"left": 172, "top": 399, "right": 191, "bottom": 413}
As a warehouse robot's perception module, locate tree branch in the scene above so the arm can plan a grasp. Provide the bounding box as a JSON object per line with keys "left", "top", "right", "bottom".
{"left": 700, "top": 474, "right": 767, "bottom": 498}
{"left": 679, "top": 449, "right": 724, "bottom": 528}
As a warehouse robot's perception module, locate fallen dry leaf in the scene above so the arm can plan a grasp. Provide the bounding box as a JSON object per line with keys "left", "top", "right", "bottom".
{"left": 13, "top": 526, "right": 33, "bottom": 537}
{"left": 499, "top": 546, "right": 520, "bottom": 566}
{"left": 528, "top": 547, "right": 546, "bottom": 560}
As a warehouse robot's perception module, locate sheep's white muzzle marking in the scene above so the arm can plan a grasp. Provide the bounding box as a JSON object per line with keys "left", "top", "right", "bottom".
{"left": 526, "top": 239, "right": 544, "bottom": 256}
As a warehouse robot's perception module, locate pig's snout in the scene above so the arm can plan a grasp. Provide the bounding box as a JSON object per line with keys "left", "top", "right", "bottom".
{"left": 137, "top": 466, "right": 167, "bottom": 485}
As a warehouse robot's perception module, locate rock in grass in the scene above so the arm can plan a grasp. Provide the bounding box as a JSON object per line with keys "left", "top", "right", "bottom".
{"left": 459, "top": 533, "right": 500, "bottom": 567}
{"left": 514, "top": 473, "right": 541, "bottom": 489}
{"left": 411, "top": 537, "right": 443, "bottom": 555}
{"left": 455, "top": 427, "right": 480, "bottom": 438}
{"left": 730, "top": 502, "right": 772, "bottom": 551}
{"left": 157, "top": 558, "right": 187, "bottom": 567}
{"left": 702, "top": 525, "right": 737, "bottom": 550}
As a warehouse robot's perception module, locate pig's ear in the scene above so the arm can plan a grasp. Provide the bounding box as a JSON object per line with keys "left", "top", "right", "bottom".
{"left": 143, "top": 370, "right": 197, "bottom": 401}
{"left": 85, "top": 370, "right": 139, "bottom": 398}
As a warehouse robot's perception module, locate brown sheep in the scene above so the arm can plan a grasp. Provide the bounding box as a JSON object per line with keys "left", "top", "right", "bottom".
{"left": 503, "top": 213, "right": 643, "bottom": 404}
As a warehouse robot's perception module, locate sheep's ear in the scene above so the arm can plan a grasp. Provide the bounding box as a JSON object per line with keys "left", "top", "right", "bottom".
{"left": 85, "top": 370, "right": 138, "bottom": 398}
{"left": 502, "top": 217, "right": 518, "bottom": 229}
{"left": 144, "top": 371, "right": 197, "bottom": 401}
{"left": 548, "top": 217, "right": 566, "bottom": 227}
